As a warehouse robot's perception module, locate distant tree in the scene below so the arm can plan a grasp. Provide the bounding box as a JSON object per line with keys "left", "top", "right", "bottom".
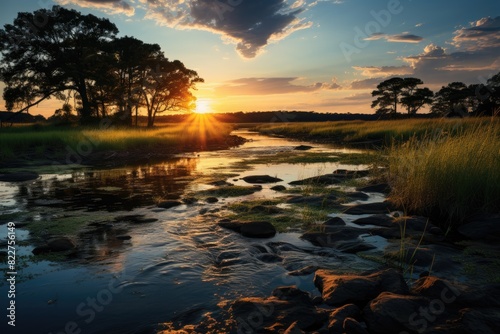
{"left": 473, "top": 72, "right": 500, "bottom": 116}
{"left": 371, "top": 77, "right": 405, "bottom": 115}
{"left": 372, "top": 77, "right": 431, "bottom": 115}
{"left": 141, "top": 57, "right": 203, "bottom": 127}
{"left": 431, "top": 82, "right": 470, "bottom": 115}
{"left": 401, "top": 87, "right": 434, "bottom": 115}
{"left": 0, "top": 6, "right": 118, "bottom": 123}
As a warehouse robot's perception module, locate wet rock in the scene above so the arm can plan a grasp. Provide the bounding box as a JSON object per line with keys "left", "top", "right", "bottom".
{"left": 332, "top": 169, "right": 370, "bottom": 179}
{"left": 458, "top": 213, "right": 500, "bottom": 241}
{"left": 353, "top": 214, "right": 394, "bottom": 228}
{"left": 157, "top": 200, "right": 182, "bottom": 209}
{"left": 257, "top": 253, "right": 283, "bottom": 263}
{"left": 270, "top": 185, "right": 287, "bottom": 191}
{"left": 335, "top": 240, "right": 376, "bottom": 253}
{"left": 32, "top": 245, "right": 52, "bottom": 255}
{"left": 411, "top": 276, "right": 463, "bottom": 301}
{"left": 230, "top": 286, "right": 327, "bottom": 333}
{"left": 286, "top": 194, "right": 339, "bottom": 208}
{"left": 323, "top": 217, "right": 346, "bottom": 227}
{"left": 457, "top": 307, "right": 500, "bottom": 333}
{"left": 294, "top": 145, "right": 313, "bottom": 151}
{"left": 343, "top": 317, "right": 369, "bottom": 334}
{"left": 283, "top": 321, "right": 305, "bottom": 334}
{"left": 0, "top": 171, "right": 39, "bottom": 182}
{"left": 242, "top": 175, "right": 283, "bottom": 184}
{"left": 346, "top": 191, "right": 370, "bottom": 201}
{"left": 458, "top": 284, "right": 500, "bottom": 308}
{"left": 395, "top": 216, "right": 434, "bottom": 232}
{"left": 47, "top": 237, "right": 76, "bottom": 252}
{"left": 356, "top": 183, "right": 390, "bottom": 194}
{"left": 205, "top": 197, "right": 219, "bottom": 203}
{"left": 328, "top": 304, "right": 361, "bottom": 333}
{"left": 218, "top": 221, "right": 277, "bottom": 238}
{"left": 343, "top": 201, "right": 396, "bottom": 215}
{"left": 288, "top": 265, "right": 319, "bottom": 276}
{"left": 209, "top": 180, "right": 233, "bottom": 186}
{"left": 116, "top": 235, "right": 132, "bottom": 240}
{"left": 314, "top": 269, "right": 408, "bottom": 306}
{"left": 199, "top": 208, "right": 208, "bottom": 215}
{"left": 363, "top": 292, "right": 429, "bottom": 334}
{"left": 301, "top": 226, "right": 367, "bottom": 247}
{"left": 249, "top": 205, "right": 282, "bottom": 214}
{"left": 182, "top": 197, "right": 198, "bottom": 204}
{"left": 289, "top": 174, "right": 341, "bottom": 185}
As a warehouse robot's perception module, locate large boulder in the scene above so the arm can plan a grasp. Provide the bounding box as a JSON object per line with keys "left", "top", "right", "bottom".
{"left": 33, "top": 237, "right": 77, "bottom": 255}
{"left": 314, "top": 269, "right": 408, "bottom": 306}
{"left": 242, "top": 175, "right": 283, "bottom": 184}
{"left": 353, "top": 214, "right": 394, "bottom": 228}
{"left": 328, "top": 304, "right": 361, "bottom": 333}
{"left": 363, "top": 292, "right": 429, "bottom": 334}
{"left": 343, "top": 201, "right": 396, "bottom": 215}
{"left": 458, "top": 214, "right": 500, "bottom": 241}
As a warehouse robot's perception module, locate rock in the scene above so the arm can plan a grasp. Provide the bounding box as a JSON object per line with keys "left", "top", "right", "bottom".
{"left": 343, "top": 317, "right": 369, "bottom": 334}
{"left": 458, "top": 214, "right": 500, "bottom": 241}
{"left": 411, "top": 276, "right": 463, "bottom": 301}
{"left": 363, "top": 292, "right": 429, "bottom": 334}
{"left": 395, "top": 216, "right": 434, "bottom": 232}
{"left": 218, "top": 221, "right": 277, "bottom": 238}
{"left": 301, "top": 227, "right": 366, "bottom": 247}
{"left": 116, "top": 235, "right": 132, "bottom": 240}
{"left": 249, "top": 205, "right": 282, "bottom": 214}
{"left": 323, "top": 217, "right": 346, "bottom": 227}
{"left": 457, "top": 307, "right": 500, "bottom": 334}
{"left": 157, "top": 200, "right": 182, "bottom": 209}
{"left": 356, "top": 183, "right": 390, "bottom": 194}
{"left": 458, "top": 284, "right": 500, "bottom": 308}
{"left": 294, "top": 145, "right": 313, "bottom": 151}
{"left": 314, "top": 269, "right": 408, "bottom": 306}
{"left": 335, "top": 240, "right": 376, "bottom": 253}
{"left": 205, "top": 197, "right": 219, "bottom": 203}
{"left": 429, "top": 226, "right": 443, "bottom": 235}
{"left": 343, "top": 201, "right": 396, "bottom": 215}
{"left": 0, "top": 171, "right": 39, "bottom": 182}
{"left": 270, "top": 185, "right": 287, "bottom": 191}
{"left": 332, "top": 169, "right": 370, "bottom": 179}
{"left": 312, "top": 296, "right": 323, "bottom": 305}
{"left": 47, "top": 237, "right": 76, "bottom": 252}
{"left": 288, "top": 265, "right": 319, "bottom": 276}
{"left": 230, "top": 286, "right": 327, "bottom": 333}
{"left": 283, "top": 321, "right": 305, "bottom": 334}
{"left": 353, "top": 214, "right": 394, "bottom": 228}
{"left": 198, "top": 208, "right": 208, "bottom": 215}
{"left": 182, "top": 197, "right": 198, "bottom": 204}
{"left": 209, "top": 180, "right": 233, "bottom": 186}
{"left": 242, "top": 175, "right": 283, "bottom": 184}
{"left": 328, "top": 304, "right": 361, "bottom": 333}
{"left": 346, "top": 191, "right": 370, "bottom": 200}
{"left": 256, "top": 253, "right": 282, "bottom": 263}
{"left": 286, "top": 195, "right": 339, "bottom": 208}
{"left": 289, "top": 174, "right": 341, "bottom": 185}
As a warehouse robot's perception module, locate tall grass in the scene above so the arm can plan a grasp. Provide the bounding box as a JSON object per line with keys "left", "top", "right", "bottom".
{"left": 387, "top": 119, "right": 500, "bottom": 226}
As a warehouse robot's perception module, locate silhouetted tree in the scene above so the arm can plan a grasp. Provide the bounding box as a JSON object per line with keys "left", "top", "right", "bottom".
{"left": 431, "top": 82, "right": 470, "bottom": 115}
{"left": 0, "top": 6, "right": 119, "bottom": 124}
{"left": 141, "top": 57, "right": 203, "bottom": 127}
{"left": 372, "top": 77, "right": 431, "bottom": 115}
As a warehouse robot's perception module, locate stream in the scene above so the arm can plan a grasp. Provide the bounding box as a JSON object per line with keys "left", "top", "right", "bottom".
{"left": 0, "top": 130, "right": 388, "bottom": 334}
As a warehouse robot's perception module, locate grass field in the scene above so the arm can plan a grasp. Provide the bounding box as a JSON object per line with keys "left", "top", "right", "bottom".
{"left": 0, "top": 115, "right": 233, "bottom": 161}
{"left": 256, "top": 118, "right": 500, "bottom": 226}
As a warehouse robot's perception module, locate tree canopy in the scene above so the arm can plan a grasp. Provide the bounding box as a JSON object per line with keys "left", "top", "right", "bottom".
{"left": 0, "top": 6, "right": 203, "bottom": 126}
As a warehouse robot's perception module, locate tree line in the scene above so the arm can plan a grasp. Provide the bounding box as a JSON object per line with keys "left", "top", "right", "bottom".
{"left": 0, "top": 6, "right": 203, "bottom": 127}
{"left": 371, "top": 74, "right": 500, "bottom": 117}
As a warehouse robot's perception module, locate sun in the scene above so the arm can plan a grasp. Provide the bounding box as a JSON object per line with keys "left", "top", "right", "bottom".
{"left": 194, "top": 98, "right": 212, "bottom": 114}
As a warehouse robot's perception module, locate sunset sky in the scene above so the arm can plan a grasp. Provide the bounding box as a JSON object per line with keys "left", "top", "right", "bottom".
{"left": 1, "top": 0, "right": 499, "bottom": 117}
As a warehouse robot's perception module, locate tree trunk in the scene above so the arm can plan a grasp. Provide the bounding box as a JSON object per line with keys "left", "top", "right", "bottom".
{"left": 78, "top": 79, "right": 92, "bottom": 123}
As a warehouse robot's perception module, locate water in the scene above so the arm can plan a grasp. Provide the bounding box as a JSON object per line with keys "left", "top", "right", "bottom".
{"left": 0, "top": 131, "right": 383, "bottom": 333}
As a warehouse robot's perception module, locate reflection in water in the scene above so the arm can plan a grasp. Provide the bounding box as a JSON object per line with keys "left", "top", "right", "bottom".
{"left": 15, "top": 158, "right": 198, "bottom": 212}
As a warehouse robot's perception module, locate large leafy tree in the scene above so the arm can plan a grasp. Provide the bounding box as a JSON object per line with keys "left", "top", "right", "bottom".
{"left": 0, "top": 6, "right": 118, "bottom": 123}
{"left": 141, "top": 57, "right": 203, "bottom": 127}
{"left": 431, "top": 82, "right": 470, "bottom": 115}
{"left": 371, "top": 77, "right": 432, "bottom": 115}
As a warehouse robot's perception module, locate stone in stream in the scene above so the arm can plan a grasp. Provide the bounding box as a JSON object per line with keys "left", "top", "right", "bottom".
{"left": 205, "top": 197, "right": 219, "bottom": 203}
{"left": 157, "top": 200, "right": 182, "bottom": 209}
{"left": 332, "top": 169, "right": 370, "bottom": 179}
{"left": 0, "top": 171, "right": 39, "bottom": 182}
{"left": 356, "top": 183, "right": 391, "bottom": 194}
{"left": 288, "top": 265, "right": 319, "bottom": 276}
{"left": 327, "top": 303, "right": 362, "bottom": 333}
{"left": 343, "top": 317, "right": 369, "bottom": 334}
{"left": 116, "top": 235, "right": 132, "bottom": 240}
{"left": 314, "top": 268, "right": 408, "bottom": 306}
{"left": 32, "top": 237, "right": 77, "bottom": 255}
{"left": 293, "top": 145, "right": 313, "bottom": 151}
{"left": 242, "top": 175, "right": 283, "bottom": 184}
{"left": 343, "top": 201, "right": 396, "bottom": 215}
{"left": 289, "top": 174, "right": 341, "bottom": 185}
{"left": 353, "top": 214, "right": 394, "bottom": 228}
{"left": 270, "top": 185, "right": 287, "bottom": 191}
{"left": 218, "top": 220, "right": 277, "bottom": 238}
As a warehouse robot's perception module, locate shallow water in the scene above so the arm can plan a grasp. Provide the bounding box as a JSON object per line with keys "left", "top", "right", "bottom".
{"left": 0, "top": 130, "right": 383, "bottom": 334}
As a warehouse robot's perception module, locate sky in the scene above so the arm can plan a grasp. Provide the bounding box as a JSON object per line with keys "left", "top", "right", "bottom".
{"left": 0, "top": 0, "right": 499, "bottom": 117}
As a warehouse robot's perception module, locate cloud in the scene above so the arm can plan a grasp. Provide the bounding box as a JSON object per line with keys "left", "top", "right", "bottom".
{"left": 353, "top": 65, "right": 413, "bottom": 77}
{"left": 364, "top": 32, "right": 423, "bottom": 43}
{"left": 139, "top": 0, "right": 312, "bottom": 58}
{"left": 215, "top": 77, "right": 338, "bottom": 96}
{"left": 56, "top": 0, "right": 135, "bottom": 16}
{"left": 452, "top": 16, "right": 500, "bottom": 50}
{"left": 350, "top": 77, "right": 385, "bottom": 90}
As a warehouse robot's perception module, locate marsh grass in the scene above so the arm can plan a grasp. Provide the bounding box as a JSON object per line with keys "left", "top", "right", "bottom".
{"left": 387, "top": 119, "right": 500, "bottom": 226}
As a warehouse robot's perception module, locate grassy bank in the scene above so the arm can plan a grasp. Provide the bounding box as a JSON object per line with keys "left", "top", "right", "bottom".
{"left": 254, "top": 118, "right": 494, "bottom": 145}
{"left": 0, "top": 117, "right": 235, "bottom": 164}
{"left": 388, "top": 120, "right": 500, "bottom": 226}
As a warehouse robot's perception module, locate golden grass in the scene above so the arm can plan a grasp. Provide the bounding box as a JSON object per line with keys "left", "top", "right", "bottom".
{"left": 387, "top": 119, "right": 500, "bottom": 226}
